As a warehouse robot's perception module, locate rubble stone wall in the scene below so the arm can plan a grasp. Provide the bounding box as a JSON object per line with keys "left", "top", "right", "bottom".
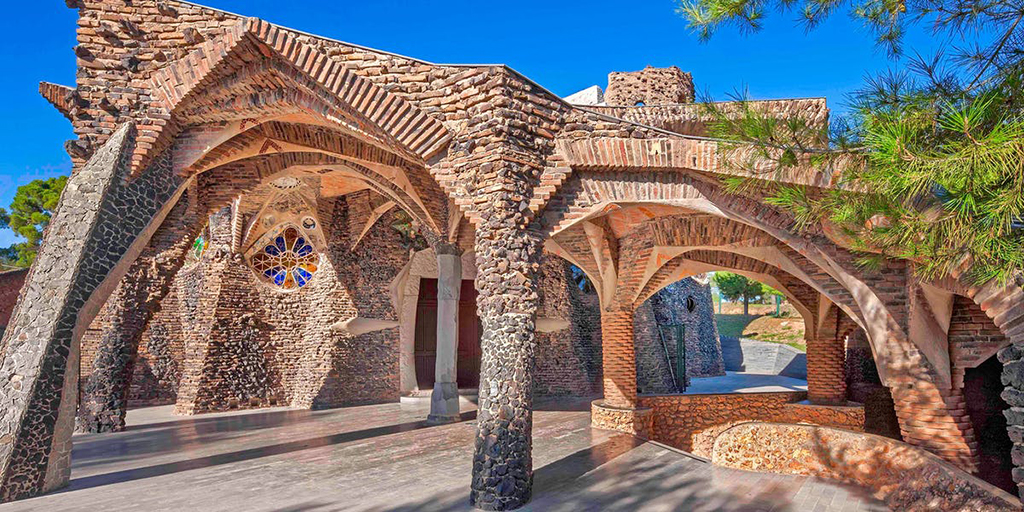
{"left": 637, "top": 392, "right": 864, "bottom": 455}
{"left": 128, "top": 272, "right": 188, "bottom": 406}
{"left": 170, "top": 191, "right": 410, "bottom": 414}
{"left": 635, "top": 277, "right": 724, "bottom": 395}
{"left": 0, "top": 125, "right": 184, "bottom": 500}
{"left": 534, "top": 257, "right": 603, "bottom": 396}
{"left": 605, "top": 66, "right": 695, "bottom": 106}
{"left": 712, "top": 422, "right": 1020, "bottom": 511}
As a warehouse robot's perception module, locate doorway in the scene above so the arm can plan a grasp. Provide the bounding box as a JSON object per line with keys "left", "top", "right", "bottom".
{"left": 414, "top": 278, "right": 481, "bottom": 389}
{"left": 963, "top": 355, "right": 1015, "bottom": 494}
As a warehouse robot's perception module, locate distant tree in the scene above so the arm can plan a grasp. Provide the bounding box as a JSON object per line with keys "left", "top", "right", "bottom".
{"left": 713, "top": 272, "right": 770, "bottom": 314}
{"left": 677, "top": 0, "right": 1024, "bottom": 285}
{"left": 0, "top": 245, "right": 17, "bottom": 269}
{"left": 2, "top": 176, "right": 68, "bottom": 267}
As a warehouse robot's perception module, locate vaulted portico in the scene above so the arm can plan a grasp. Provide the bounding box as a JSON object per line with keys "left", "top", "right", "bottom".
{"left": 3, "top": 1, "right": 1024, "bottom": 510}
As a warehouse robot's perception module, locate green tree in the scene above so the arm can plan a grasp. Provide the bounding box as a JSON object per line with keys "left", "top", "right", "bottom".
{"left": 713, "top": 272, "right": 771, "bottom": 314}
{"left": 678, "top": 0, "right": 1024, "bottom": 285}
{"left": 2, "top": 176, "right": 68, "bottom": 267}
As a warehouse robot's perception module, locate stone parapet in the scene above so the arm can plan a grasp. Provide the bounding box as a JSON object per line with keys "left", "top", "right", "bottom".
{"left": 591, "top": 399, "right": 653, "bottom": 438}
{"left": 637, "top": 392, "right": 865, "bottom": 457}
{"left": 779, "top": 402, "right": 864, "bottom": 430}
{"left": 712, "top": 422, "right": 1020, "bottom": 511}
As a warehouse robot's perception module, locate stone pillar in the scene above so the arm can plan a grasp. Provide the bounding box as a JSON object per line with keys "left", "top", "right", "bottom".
{"left": 0, "top": 124, "right": 186, "bottom": 502}
{"left": 602, "top": 307, "right": 638, "bottom": 407}
{"left": 77, "top": 189, "right": 202, "bottom": 433}
{"left": 468, "top": 202, "right": 541, "bottom": 510}
{"left": 429, "top": 244, "right": 462, "bottom": 424}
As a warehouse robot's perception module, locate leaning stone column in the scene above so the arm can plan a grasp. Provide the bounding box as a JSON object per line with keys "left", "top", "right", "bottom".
{"left": 0, "top": 124, "right": 186, "bottom": 502}
{"left": 428, "top": 243, "right": 463, "bottom": 424}
{"left": 469, "top": 193, "right": 542, "bottom": 511}
{"left": 76, "top": 189, "right": 202, "bottom": 433}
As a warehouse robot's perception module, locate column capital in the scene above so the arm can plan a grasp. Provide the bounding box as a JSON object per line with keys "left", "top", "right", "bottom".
{"left": 433, "top": 241, "right": 463, "bottom": 256}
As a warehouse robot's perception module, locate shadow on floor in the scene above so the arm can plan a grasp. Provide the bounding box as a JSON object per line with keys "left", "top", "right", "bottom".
{"left": 116, "top": 407, "right": 321, "bottom": 433}
{"left": 61, "top": 410, "right": 477, "bottom": 493}
{"left": 380, "top": 437, "right": 851, "bottom": 512}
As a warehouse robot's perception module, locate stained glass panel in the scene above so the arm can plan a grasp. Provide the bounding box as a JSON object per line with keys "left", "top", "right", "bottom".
{"left": 250, "top": 225, "right": 320, "bottom": 290}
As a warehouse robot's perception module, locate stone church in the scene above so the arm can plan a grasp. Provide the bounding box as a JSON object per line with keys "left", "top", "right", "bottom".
{"left": 1, "top": 1, "right": 1024, "bottom": 510}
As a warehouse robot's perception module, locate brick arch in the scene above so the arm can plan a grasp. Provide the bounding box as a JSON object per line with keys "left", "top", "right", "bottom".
{"left": 140, "top": 17, "right": 450, "bottom": 175}
{"left": 197, "top": 150, "right": 439, "bottom": 239}
{"left": 637, "top": 249, "right": 819, "bottom": 332}
{"left": 186, "top": 121, "right": 448, "bottom": 234}
{"left": 929, "top": 275, "right": 1024, "bottom": 497}
{"left": 543, "top": 170, "right": 913, "bottom": 384}
{"left": 608, "top": 211, "right": 858, "bottom": 337}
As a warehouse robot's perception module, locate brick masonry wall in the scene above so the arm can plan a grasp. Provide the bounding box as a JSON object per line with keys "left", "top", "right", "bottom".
{"left": 128, "top": 269, "right": 188, "bottom": 406}
{"left": 0, "top": 270, "right": 27, "bottom": 337}
{"left": 951, "top": 295, "right": 1010, "bottom": 385}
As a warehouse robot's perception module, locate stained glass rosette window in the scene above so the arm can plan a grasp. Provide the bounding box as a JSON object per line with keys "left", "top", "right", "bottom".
{"left": 250, "top": 227, "right": 319, "bottom": 290}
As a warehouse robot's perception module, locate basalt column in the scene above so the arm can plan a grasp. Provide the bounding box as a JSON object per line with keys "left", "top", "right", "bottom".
{"left": 77, "top": 188, "right": 203, "bottom": 433}
{"left": 469, "top": 186, "right": 542, "bottom": 510}
{"left": 0, "top": 124, "right": 186, "bottom": 502}
{"left": 429, "top": 243, "right": 463, "bottom": 424}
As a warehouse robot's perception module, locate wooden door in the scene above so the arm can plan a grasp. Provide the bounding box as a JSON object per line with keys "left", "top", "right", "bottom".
{"left": 457, "top": 280, "right": 481, "bottom": 388}
{"left": 414, "top": 278, "right": 481, "bottom": 389}
{"left": 414, "top": 278, "right": 438, "bottom": 390}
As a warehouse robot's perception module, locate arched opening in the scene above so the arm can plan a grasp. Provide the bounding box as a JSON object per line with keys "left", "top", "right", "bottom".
{"left": 947, "top": 293, "right": 1016, "bottom": 493}
{"left": 634, "top": 271, "right": 809, "bottom": 396}
{"left": 962, "top": 354, "right": 1014, "bottom": 493}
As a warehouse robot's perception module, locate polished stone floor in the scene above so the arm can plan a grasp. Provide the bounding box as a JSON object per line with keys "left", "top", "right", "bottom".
{"left": 0, "top": 397, "right": 886, "bottom": 511}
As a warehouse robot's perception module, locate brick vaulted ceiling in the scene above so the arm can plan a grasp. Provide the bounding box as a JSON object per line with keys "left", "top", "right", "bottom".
{"left": 146, "top": 18, "right": 451, "bottom": 173}
{"left": 136, "top": 17, "right": 454, "bottom": 235}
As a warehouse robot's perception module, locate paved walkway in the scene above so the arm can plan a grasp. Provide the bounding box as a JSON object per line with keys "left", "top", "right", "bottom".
{"left": 685, "top": 371, "right": 808, "bottom": 394}
{"left": 0, "top": 398, "right": 886, "bottom": 511}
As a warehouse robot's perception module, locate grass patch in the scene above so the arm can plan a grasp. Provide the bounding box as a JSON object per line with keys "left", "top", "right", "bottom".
{"left": 715, "top": 314, "right": 758, "bottom": 338}
{"left": 715, "top": 313, "right": 807, "bottom": 352}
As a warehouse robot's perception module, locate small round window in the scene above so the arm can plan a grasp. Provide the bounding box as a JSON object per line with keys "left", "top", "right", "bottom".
{"left": 250, "top": 226, "right": 319, "bottom": 290}
{"left": 686, "top": 296, "right": 696, "bottom": 312}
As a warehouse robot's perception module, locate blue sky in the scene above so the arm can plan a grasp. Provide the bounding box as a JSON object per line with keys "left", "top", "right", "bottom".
{"left": 0, "top": 0, "right": 950, "bottom": 247}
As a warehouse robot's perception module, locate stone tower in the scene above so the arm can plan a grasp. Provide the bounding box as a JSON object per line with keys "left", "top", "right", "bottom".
{"left": 605, "top": 65, "right": 696, "bottom": 106}
{"left": 634, "top": 275, "right": 724, "bottom": 394}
